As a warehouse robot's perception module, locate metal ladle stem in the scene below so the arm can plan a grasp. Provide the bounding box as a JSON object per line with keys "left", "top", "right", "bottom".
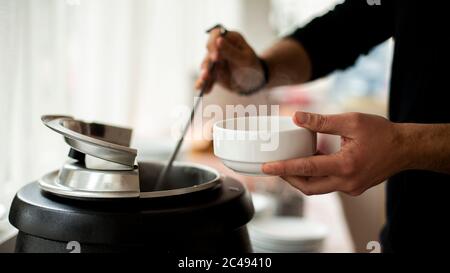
{"left": 155, "top": 25, "right": 227, "bottom": 191}
{"left": 153, "top": 80, "right": 208, "bottom": 190}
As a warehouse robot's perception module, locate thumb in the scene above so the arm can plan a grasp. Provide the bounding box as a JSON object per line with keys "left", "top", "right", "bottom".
{"left": 293, "top": 111, "right": 352, "bottom": 136}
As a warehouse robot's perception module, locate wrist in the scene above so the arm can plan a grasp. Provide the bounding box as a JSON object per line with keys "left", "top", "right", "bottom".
{"left": 392, "top": 123, "right": 415, "bottom": 172}
{"left": 238, "top": 56, "right": 270, "bottom": 96}
{"left": 394, "top": 123, "right": 428, "bottom": 171}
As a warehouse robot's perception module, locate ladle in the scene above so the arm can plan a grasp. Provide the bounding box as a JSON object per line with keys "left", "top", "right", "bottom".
{"left": 154, "top": 24, "right": 228, "bottom": 190}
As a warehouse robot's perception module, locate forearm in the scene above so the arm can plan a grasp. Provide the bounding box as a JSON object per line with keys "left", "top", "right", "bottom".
{"left": 260, "top": 38, "right": 312, "bottom": 88}
{"left": 397, "top": 123, "right": 450, "bottom": 174}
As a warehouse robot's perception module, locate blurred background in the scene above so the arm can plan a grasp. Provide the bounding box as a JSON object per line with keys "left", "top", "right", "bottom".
{"left": 0, "top": 0, "right": 392, "bottom": 252}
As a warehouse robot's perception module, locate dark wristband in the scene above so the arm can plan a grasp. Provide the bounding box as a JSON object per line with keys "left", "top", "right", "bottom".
{"left": 239, "top": 57, "right": 270, "bottom": 96}
{"left": 260, "top": 57, "right": 270, "bottom": 88}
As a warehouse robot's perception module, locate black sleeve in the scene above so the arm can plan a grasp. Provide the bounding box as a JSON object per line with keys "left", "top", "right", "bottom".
{"left": 287, "top": 0, "right": 395, "bottom": 80}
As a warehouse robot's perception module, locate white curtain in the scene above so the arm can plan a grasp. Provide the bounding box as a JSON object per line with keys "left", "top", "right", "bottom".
{"left": 0, "top": 0, "right": 244, "bottom": 203}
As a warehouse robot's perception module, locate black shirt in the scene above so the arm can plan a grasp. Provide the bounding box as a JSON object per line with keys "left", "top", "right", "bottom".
{"left": 289, "top": 0, "right": 450, "bottom": 252}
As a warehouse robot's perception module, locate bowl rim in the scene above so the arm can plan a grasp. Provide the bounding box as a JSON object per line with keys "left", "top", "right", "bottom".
{"left": 213, "top": 116, "right": 305, "bottom": 134}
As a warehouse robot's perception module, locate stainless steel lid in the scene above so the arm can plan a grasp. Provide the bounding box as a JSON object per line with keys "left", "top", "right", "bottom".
{"left": 42, "top": 115, "right": 137, "bottom": 168}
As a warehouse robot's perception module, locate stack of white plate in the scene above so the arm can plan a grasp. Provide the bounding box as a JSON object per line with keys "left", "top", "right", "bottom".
{"left": 251, "top": 192, "right": 277, "bottom": 220}
{"left": 249, "top": 217, "right": 328, "bottom": 253}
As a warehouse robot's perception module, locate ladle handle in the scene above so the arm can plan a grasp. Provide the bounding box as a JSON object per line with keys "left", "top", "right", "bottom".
{"left": 154, "top": 25, "right": 228, "bottom": 190}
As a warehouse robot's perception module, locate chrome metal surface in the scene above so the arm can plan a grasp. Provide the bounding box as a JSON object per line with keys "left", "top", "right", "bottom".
{"left": 39, "top": 170, "right": 141, "bottom": 199}
{"left": 39, "top": 162, "right": 140, "bottom": 199}
{"left": 42, "top": 115, "right": 137, "bottom": 168}
{"left": 84, "top": 154, "right": 136, "bottom": 171}
{"left": 139, "top": 161, "right": 221, "bottom": 198}
{"left": 58, "top": 162, "right": 139, "bottom": 192}
{"left": 39, "top": 161, "right": 221, "bottom": 199}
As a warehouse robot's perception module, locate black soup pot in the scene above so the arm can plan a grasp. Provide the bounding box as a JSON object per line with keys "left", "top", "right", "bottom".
{"left": 9, "top": 161, "right": 254, "bottom": 253}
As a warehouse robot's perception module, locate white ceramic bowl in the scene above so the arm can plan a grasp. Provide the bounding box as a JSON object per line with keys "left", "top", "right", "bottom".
{"left": 213, "top": 116, "right": 316, "bottom": 176}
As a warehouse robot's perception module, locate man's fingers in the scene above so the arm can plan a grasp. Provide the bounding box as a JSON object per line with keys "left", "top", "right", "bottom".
{"left": 281, "top": 176, "right": 339, "bottom": 196}
{"left": 200, "top": 30, "right": 250, "bottom": 91}
{"left": 262, "top": 154, "right": 342, "bottom": 177}
{"left": 293, "top": 111, "right": 355, "bottom": 136}
{"left": 195, "top": 59, "right": 231, "bottom": 92}
{"left": 199, "top": 58, "right": 210, "bottom": 80}
{"left": 216, "top": 37, "right": 244, "bottom": 63}
{"left": 206, "top": 28, "right": 222, "bottom": 52}
{"left": 221, "top": 31, "right": 248, "bottom": 49}
{"left": 195, "top": 57, "right": 211, "bottom": 90}
{"left": 214, "top": 61, "right": 231, "bottom": 89}
{"left": 207, "top": 30, "right": 248, "bottom": 59}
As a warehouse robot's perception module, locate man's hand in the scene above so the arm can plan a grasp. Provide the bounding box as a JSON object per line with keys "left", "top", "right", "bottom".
{"left": 195, "top": 27, "right": 314, "bottom": 93}
{"left": 262, "top": 112, "right": 410, "bottom": 196}
{"left": 195, "top": 29, "right": 265, "bottom": 94}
